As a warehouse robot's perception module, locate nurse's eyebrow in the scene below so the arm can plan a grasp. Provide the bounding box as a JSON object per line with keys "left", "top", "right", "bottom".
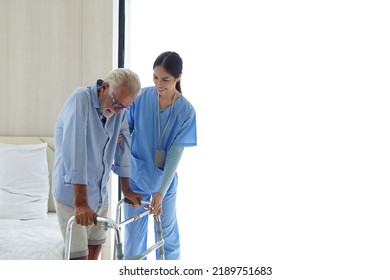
{"left": 154, "top": 74, "right": 171, "bottom": 80}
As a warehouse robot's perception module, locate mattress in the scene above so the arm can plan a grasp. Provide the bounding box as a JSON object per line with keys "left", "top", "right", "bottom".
{"left": 0, "top": 213, "right": 64, "bottom": 260}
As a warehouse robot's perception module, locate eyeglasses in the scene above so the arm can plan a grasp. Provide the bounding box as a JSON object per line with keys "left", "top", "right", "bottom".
{"left": 108, "top": 91, "right": 129, "bottom": 110}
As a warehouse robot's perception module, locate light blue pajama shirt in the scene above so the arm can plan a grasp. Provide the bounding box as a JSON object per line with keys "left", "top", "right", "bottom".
{"left": 52, "top": 80, "right": 131, "bottom": 212}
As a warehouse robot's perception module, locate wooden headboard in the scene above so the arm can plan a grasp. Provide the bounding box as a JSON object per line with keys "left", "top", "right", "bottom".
{"left": 0, "top": 136, "right": 56, "bottom": 212}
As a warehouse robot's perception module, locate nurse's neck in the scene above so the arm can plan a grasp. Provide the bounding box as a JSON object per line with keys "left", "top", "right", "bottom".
{"left": 159, "top": 90, "right": 181, "bottom": 110}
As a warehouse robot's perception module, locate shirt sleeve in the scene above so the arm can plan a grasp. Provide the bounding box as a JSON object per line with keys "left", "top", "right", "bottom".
{"left": 62, "top": 92, "right": 89, "bottom": 185}
{"left": 112, "top": 112, "right": 132, "bottom": 177}
{"left": 172, "top": 105, "right": 197, "bottom": 148}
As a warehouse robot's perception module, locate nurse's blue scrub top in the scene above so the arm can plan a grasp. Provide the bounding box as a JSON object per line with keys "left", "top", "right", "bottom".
{"left": 126, "top": 86, "right": 197, "bottom": 194}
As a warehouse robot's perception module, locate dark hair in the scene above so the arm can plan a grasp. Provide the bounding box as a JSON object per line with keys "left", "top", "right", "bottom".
{"left": 153, "top": 51, "right": 183, "bottom": 93}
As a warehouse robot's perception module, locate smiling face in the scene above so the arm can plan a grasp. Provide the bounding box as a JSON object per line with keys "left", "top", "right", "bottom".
{"left": 153, "top": 65, "right": 180, "bottom": 98}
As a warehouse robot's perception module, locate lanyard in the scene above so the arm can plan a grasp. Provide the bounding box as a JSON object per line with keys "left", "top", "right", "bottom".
{"left": 157, "top": 91, "right": 177, "bottom": 149}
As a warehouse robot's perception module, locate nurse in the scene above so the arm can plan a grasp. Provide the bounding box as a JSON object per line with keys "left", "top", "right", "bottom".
{"left": 122, "top": 51, "right": 197, "bottom": 260}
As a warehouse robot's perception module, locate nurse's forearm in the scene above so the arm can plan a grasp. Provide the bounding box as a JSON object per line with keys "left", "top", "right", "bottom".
{"left": 158, "top": 145, "right": 184, "bottom": 197}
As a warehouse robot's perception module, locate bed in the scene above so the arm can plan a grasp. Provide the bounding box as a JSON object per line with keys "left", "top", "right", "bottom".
{"left": 0, "top": 136, "right": 64, "bottom": 260}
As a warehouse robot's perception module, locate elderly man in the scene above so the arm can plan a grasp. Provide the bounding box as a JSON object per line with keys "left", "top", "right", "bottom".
{"left": 52, "top": 68, "right": 140, "bottom": 260}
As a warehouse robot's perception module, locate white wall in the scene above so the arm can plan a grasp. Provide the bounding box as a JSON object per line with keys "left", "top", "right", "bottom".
{"left": 0, "top": 0, "right": 114, "bottom": 137}
{"left": 125, "top": 0, "right": 390, "bottom": 278}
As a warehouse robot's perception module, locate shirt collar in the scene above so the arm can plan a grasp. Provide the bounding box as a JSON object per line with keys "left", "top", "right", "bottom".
{"left": 91, "top": 79, "right": 103, "bottom": 109}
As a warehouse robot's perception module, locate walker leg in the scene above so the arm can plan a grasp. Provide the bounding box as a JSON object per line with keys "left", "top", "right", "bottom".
{"left": 155, "top": 217, "right": 165, "bottom": 260}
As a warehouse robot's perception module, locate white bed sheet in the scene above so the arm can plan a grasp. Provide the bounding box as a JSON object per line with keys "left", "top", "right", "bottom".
{"left": 0, "top": 213, "right": 64, "bottom": 260}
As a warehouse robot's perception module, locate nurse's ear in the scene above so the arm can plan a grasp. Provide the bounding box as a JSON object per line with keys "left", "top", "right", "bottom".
{"left": 175, "top": 74, "right": 182, "bottom": 83}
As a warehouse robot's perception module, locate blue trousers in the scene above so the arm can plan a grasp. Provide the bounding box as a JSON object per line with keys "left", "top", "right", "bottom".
{"left": 123, "top": 184, "right": 180, "bottom": 260}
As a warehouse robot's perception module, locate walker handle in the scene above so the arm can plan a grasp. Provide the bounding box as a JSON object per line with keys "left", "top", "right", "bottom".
{"left": 93, "top": 213, "right": 98, "bottom": 225}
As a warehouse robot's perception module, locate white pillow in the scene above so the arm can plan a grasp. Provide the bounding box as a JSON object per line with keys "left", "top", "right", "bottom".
{"left": 0, "top": 143, "right": 50, "bottom": 219}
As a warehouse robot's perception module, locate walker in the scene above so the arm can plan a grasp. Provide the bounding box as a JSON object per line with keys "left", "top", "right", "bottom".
{"left": 63, "top": 198, "right": 165, "bottom": 260}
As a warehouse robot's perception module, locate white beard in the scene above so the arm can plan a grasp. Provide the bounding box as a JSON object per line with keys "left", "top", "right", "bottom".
{"left": 101, "top": 107, "right": 115, "bottom": 118}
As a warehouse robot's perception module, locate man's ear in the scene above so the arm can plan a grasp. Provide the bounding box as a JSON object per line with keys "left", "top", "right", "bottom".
{"left": 101, "top": 82, "right": 109, "bottom": 90}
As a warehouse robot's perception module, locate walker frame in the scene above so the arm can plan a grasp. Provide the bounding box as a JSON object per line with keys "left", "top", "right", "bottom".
{"left": 63, "top": 198, "right": 165, "bottom": 260}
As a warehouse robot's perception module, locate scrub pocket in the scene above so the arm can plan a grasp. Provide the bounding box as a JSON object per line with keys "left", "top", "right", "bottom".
{"left": 130, "top": 153, "right": 145, "bottom": 184}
